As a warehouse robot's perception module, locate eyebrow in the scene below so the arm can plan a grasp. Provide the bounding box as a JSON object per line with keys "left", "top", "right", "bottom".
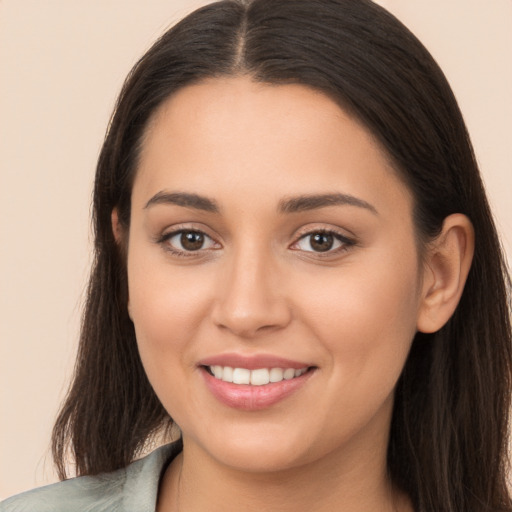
{"left": 144, "top": 191, "right": 378, "bottom": 216}
{"left": 278, "top": 193, "right": 378, "bottom": 215}
{"left": 144, "top": 191, "right": 219, "bottom": 213}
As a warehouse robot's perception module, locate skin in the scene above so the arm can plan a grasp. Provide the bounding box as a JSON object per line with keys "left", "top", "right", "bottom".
{"left": 115, "top": 76, "right": 474, "bottom": 512}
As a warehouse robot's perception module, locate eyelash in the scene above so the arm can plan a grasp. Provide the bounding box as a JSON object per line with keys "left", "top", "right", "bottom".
{"left": 156, "top": 228, "right": 219, "bottom": 259}
{"left": 156, "top": 227, "right": 356, "bottom": 259}
{"left": 291, "top": 229, "right": 356, "bottom": 257}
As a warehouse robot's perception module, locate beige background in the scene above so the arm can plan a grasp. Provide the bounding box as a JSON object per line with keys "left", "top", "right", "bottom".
{"left": 1, "top": 0, "right": 511, "bottom": 500}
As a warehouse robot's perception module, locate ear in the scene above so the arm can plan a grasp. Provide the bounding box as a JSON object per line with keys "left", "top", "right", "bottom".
{"left": 111, "top": 207, "right": 123, "bottom": 245}
{"left": 417, "top": 213, "right": 474, "bottom": 333}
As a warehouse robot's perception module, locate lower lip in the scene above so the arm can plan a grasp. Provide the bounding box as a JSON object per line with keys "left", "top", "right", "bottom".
{"left": 201, "top": 367, "right": 314, "bottom": 411}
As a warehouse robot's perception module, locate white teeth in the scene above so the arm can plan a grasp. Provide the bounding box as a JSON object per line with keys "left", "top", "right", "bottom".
{"left": 208, "top": 366, "right": 309, "bottom": 385}
{"left": 283, "top": 368, "right": 295, "bottom": 380}
{"left": 222, "top": 366, "right": 233, "bottom": 383}
{"left": 269, "top": 368, "right": 284, "bottom": 382}
{"left": 232, "top": 368, "right": 250, "bottom": 385}
{"left": 250, "top": 368, "right": 270, "bottom": 386}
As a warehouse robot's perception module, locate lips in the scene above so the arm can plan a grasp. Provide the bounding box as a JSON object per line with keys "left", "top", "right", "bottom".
{"left": 198, "top": 354, "right": 316, "bottom": 410}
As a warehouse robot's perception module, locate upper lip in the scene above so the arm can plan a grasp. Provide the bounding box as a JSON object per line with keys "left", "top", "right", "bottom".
{"left": 198, "top": 353, "right": 313, "bottom": 370}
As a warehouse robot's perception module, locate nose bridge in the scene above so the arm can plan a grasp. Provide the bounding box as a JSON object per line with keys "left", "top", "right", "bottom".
{"left": 212, "top": 237, "right": 290, "bottom": 337}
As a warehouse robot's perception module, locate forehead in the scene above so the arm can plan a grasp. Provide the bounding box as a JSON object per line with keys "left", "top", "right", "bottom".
{"left": 133, "top": 76, "right": 412, "bottom": 219}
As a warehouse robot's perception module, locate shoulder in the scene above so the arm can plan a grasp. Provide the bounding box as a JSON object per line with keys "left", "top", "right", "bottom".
{"left": 0, "top": 443, "right": 179, "bottom": 512}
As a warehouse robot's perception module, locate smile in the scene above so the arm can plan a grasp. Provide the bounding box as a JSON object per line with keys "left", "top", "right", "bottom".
{"left": 206, "top": 365, "right": 309, "bottom": 385}
{"left": 200, "top": 361, "right": 316, "bottom": 410}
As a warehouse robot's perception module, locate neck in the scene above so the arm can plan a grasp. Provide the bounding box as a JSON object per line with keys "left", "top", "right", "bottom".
{"left": 157, "top": 434, "right": 412, "bottom": 512}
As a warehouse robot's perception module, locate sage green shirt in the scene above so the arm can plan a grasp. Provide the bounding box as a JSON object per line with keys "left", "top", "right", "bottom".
{"left": 0, "top": 443, "right": 179, "bottom": 512}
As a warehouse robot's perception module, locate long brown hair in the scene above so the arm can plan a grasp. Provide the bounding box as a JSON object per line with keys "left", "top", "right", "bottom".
{"left": 52, "top": 1, "right": 512, "bottom": 510}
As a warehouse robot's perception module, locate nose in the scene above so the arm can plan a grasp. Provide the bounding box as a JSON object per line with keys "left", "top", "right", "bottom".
{"left": 211, "top": 248, "right": 292, "bottom": 338}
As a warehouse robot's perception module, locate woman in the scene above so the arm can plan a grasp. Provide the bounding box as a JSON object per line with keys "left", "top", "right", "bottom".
{"left": 2, "top": 0, "right": 511, "bottom": 511}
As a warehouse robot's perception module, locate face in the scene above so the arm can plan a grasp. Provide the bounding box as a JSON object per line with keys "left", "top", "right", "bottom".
{"left": 125, "top": 77, "right": 425, "bottom": 474}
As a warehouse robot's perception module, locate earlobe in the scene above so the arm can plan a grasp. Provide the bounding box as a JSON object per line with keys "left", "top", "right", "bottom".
{"left": 417, "top": 214, "right": 475, "bottom": 333}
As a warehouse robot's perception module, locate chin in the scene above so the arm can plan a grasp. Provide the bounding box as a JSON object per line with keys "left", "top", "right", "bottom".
{"left": 213, "top": 444, "right": 309, "bottom": 474}
{"left": 187, "top": 422, "right": 317, "bottom": 473}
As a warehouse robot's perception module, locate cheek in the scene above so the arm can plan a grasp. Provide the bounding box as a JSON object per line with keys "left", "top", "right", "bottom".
{"left": 127, "top": 257, "right": 219, "bottom": 428}
{"left": 126, "top": 247, "right": 213, "bottom": 382}
{"left": 295, "top": 249, "right": 421, "bottom": 395}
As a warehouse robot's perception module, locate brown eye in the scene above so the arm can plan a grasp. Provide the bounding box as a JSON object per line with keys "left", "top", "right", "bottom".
{"left": 180, "top": 231, "right": 205, "bottom": 251}
{"left": 163, "top": 230, "right": 217, "bottom": 254}
{"left": 309, "top": 233, "right": 334, "bottom": 252}
{"left": 293, "top": 230, "right": 352, "bottom": 254}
